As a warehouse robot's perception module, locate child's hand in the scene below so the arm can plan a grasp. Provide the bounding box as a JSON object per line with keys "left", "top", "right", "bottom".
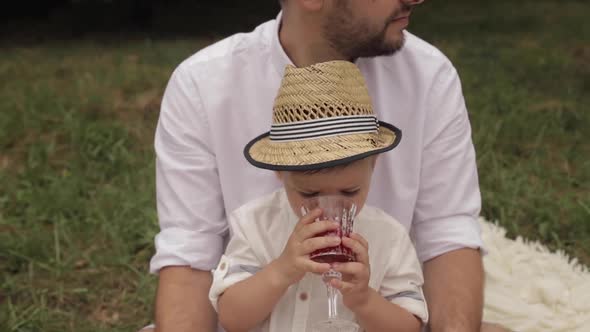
{"left": 274, "top": 208, "right": 341, "bottom": 286}
{"left": 330, "top": 232, "right": 371, "bottom": 311}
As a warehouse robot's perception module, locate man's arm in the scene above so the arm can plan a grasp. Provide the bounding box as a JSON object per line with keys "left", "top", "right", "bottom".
{"left": 151, "top": 64, "right": 226, "bottom": 331}
{"left": 412, "top": 61, "right": 485, "bottom": 331}
{"left": 423, "top": 248, "right": 484, "bottom": 332}
{"left": 155, "top": 267, "right": 216, "bottom": 332}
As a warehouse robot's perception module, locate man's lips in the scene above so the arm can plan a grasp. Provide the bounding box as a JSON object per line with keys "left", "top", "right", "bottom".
{"left": 392, "top": 15, "right": 410, "bottom": 22}
{"left": 387, "top": 15, "right": 410, "bottom": 29}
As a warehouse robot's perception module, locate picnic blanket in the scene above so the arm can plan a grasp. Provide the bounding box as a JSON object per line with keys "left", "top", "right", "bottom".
{"left": 481, "top": 219, "right": 590, "bottom": 331}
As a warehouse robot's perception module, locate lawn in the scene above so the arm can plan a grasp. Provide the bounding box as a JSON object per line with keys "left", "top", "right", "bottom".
{"left": 1, "top": 1, "right": 589, "bottom": 331}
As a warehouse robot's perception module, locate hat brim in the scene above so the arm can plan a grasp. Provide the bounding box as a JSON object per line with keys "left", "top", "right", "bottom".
{"left": 244, "top": 121, "right": 401, "bottom": 171}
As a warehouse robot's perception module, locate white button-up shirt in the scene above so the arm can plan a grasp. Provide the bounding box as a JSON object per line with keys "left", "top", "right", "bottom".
{"left": 209, "top": 189, "right": 428, "bottom": 331}
{"left": 150, "top": 13, "right": 483, "bottom": 273}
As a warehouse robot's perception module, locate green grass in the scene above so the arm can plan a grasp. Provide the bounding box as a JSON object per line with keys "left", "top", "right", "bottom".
{"left": 1, "top": 1, "right": 589, "bottom": 331}
{"left": 0, "top": 39, "right": 215, "bottom": 331}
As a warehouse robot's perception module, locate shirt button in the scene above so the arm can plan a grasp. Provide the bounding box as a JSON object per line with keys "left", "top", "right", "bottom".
{"left": 219, "top": 262, "right": 226, "bottom": 270}
{"left": 299, "top": 292, "right": 308, "bottom": 301}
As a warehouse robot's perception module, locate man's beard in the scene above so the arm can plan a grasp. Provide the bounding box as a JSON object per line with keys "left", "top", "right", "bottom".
{"left": 322, "top": 3, "right": 407, "bottom": 60}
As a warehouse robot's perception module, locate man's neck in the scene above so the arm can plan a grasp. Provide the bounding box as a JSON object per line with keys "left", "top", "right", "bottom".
{"left": 278, "top": 12, "right": 347, "bottom": 67}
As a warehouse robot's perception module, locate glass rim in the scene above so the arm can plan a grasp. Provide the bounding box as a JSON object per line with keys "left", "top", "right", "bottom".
{"left": 300, "top": 194, "right": 356, "bottom": 205}
{"left": 299, "top": 194, "right": 358, "bottom": 216}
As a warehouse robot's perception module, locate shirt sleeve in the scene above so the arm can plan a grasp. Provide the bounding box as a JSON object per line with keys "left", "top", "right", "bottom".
{"left": 208, "top": 212, "right": 262, "bottom": 312}
{"left": 380, "top": 230, "right": 429, "bottom": 324}
{"left": 411, "top": 63, "right": 484, "bottom": 263}
{"left": 149, "top": 64, "right": 228, "bottom": 274}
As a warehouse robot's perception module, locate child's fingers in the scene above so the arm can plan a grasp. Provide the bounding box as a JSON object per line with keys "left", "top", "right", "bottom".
{"left": 350, "top": 233, "right": 369, "bottom": 250}
{"left": 329, "top": 278, "right": 355, "bottom": 292}
{"left": 342, "top": 237, "right": 369, "bottom": 265}
{"left": 300, "top": 236, "right": 341, "bottom": 255}
{"left": 299, "top": 259, "right": 331, "bottom": 274}
{"left": 332, "top": 262, "right": 367, "bottom": 278}
{"left": 297, "top": 219, "right": 340, "bottom": 241}
{"left": 293, "top": 208, "right": 323, "bottom": 235}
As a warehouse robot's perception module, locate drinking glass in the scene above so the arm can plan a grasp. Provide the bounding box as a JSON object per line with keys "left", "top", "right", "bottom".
{"left": 301, "top": 195, "right": 360, "bottom": 332}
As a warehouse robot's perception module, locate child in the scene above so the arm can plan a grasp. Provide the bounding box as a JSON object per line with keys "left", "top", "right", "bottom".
{"left": 209, "top": 61, "right": 428, "bottom": 331}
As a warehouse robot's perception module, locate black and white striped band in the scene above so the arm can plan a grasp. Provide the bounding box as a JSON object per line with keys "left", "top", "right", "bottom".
{"left": 270, "top": 115, "right": 379, "bottom": 142}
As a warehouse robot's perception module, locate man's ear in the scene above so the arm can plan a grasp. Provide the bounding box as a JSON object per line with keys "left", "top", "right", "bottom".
{"left": 275, "top": 171, "right": 285, "bottom": 182}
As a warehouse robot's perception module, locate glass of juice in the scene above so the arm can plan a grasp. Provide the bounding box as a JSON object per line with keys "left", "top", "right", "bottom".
{"left": 301, "top": 195, "right": 360, "bottom": 332}
{"left": 301, "top": 195, "right": 357, "bottom": 263}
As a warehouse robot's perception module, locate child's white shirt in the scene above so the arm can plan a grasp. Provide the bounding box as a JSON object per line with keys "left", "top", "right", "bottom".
{"left": 209, "top": 189, "right": 428, "bottom": 331}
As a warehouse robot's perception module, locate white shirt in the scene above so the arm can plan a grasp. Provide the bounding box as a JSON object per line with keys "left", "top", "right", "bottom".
{"left": 150, "top": 13, "right": 483, "bottom": 273}
{"left": 209, "top": 189, "right": 428, "bottom": 331}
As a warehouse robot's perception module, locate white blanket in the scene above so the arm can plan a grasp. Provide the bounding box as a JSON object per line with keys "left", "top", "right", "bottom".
{"left": 481, "top": 219, "right": 590, "bottom": 331}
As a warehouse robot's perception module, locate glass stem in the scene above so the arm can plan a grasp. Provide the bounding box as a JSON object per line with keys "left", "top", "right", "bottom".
{"left": 323, "top": 268, "right": 342, "bottom": 320}
{"left": 327, "top": 282, "right": 339, "bottom": 319}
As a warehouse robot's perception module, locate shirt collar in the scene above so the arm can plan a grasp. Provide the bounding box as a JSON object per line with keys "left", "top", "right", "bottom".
{"left": 271, "top": 11, "right": 295, "bottom": 78}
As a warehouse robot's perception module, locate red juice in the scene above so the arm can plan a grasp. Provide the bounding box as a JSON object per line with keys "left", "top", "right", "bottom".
{"left": 310, "top": 231, "right": 355, "bottom": 264}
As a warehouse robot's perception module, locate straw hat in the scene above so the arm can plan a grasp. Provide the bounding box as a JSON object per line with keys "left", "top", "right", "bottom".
{"left": 244, "top": 60, "right": 401, "bottom": 171}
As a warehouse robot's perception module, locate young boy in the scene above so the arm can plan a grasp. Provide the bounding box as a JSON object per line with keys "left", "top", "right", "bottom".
{"left": 209, "top": 61, "right": 427, "bottom": 331}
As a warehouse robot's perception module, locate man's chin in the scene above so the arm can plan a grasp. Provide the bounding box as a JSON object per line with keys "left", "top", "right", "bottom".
{"left": 387, "top": 34, "right": 406, "bottom": 54}
{"left": 356, "top": 42, "right": 404, "bottom": 58}
{"left": 387, "top": 30, "right": 406, "bottom": 49}
{"left": 373, "top": 38, "right": 405, "bottom": 57}
{"left": 345, "top": 32, "right": 406, "bottom": 59}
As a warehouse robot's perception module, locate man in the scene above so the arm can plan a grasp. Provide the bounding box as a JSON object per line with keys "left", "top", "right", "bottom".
{"left": 145, "top": 1, "right": 508, "bottom": 331}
